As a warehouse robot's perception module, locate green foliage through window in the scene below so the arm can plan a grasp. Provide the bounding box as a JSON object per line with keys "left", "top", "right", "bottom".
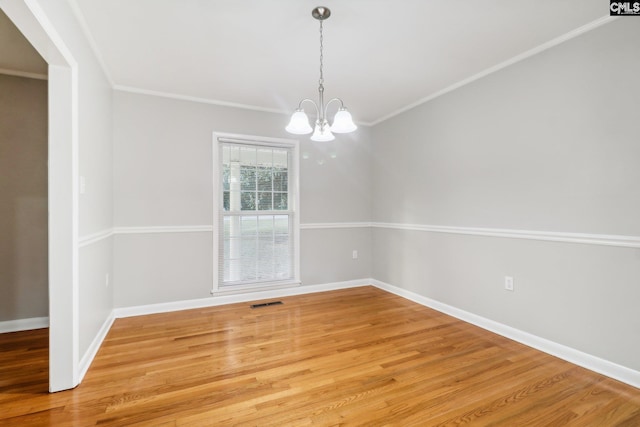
{"left": 222, "top": 146, "right": 289, "bottom": 212}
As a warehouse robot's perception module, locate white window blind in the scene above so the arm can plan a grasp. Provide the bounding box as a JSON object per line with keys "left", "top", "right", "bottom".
{"left": 213, "top": 135, "right": 299, "bottom": 292}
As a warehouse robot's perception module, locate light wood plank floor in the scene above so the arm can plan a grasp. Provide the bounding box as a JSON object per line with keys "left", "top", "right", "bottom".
{"left": 2, "top": 286, "right": 640, "bottom": 426}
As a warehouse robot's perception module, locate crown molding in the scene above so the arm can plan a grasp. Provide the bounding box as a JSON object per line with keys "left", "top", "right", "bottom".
{"left": 114, "top": 86, "right": 373, "bottom": 127}
{"left": 114, "top": 85, "right": 290, "bottom": 116}
{"left": 369, "top": 15, "right": 618, "bottom": 126}
{"left": 63, "top": 4, "right": 616, "bottom": 128}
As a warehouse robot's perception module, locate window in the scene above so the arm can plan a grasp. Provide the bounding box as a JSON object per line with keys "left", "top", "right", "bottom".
{"left": 213, "top": 133, "right": 300, "bottom": 293}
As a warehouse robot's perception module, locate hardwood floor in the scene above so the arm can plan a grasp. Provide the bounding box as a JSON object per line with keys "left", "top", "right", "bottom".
{"left": 2, "top": 286, "right": 639, "bottom": 426}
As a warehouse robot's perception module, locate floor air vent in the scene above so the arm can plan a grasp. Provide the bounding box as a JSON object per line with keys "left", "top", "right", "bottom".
{"left": 250, "top": 301, "right": 283, "bottom": 309}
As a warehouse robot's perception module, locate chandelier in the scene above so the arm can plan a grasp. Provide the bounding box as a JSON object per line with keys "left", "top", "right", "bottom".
{"left": 285, "top": 6, "right": 357, "bottom": 142}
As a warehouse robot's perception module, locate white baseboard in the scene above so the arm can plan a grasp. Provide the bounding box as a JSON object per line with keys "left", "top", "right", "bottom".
{"left": 0, "top": 316, "right": 49, "bottom": 333}
{"left": 83, "top": 278, "right": 640, "bottom": 390}
{"left": 78, "top": 311, "right": 115, "bottom": 383}
{"left": 370, "top": 279, "right": 640, "bottom": 390}
{"left": 113, "top": 279, "right": 371, "bottom": 319}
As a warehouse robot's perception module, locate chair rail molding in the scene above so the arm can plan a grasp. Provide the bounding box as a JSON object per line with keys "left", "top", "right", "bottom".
{"left": 82, "top": 222, "right": 640, "bottom": 249}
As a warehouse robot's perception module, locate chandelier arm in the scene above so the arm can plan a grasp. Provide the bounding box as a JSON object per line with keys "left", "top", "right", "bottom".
{"left": 297, "top": 98, "right": 321, "bottom": 118}
{"left": 323, "top": 97, "right": 346, "bottom": 119}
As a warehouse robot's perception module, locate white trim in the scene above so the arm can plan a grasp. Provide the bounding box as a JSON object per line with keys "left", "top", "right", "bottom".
{"left": 111, "top": 223, "right": 371, "bottom": 234}
{"left": 218, "top": 136, "right": 299, "bottom": 148}
{"left": 371, "top": 279, "right": 640, "bottom": 390}
{"left": 214, "top": 132, "right": 300, "bottom": 147}
{"left": 77, "top": 311, "right": 115, "bottom": 382}
{"left": 370, "top": 15, "right": 618, "bottom": 126}
{"left": 301, "top": 222, "right": 373, "bottom": 230}
{"left": 0, "top": 67, "right": 47, "bottom": 80}
{"left": 0, "top": 316, "right": 49, "bottom": 333}
{"left": 115, "top": 86, "right": 371, "bottom": 127}
{"left": 108, "top": 222, "right": 640, "bottom": 249}
{"left": 113, "top": 225, "right": 212, "bottom": 234}
{"left": 212, "top": 281, "right": 301, "bottom": 296}
{"left": 212, "top": 134, "right": 220, "bottom": 297}
{"left": 372, "top": 222, "right": 640, "bottom": 249}
{"left": 116, "top": 86, "right": 289, "bottom": 116}
{"left": 114, "top": 279, "right": 370, "bottom": 319}
{"left": 78, "top": 228, "right": 114, "bottom": 247}
{"left": 113, "top": 86, "right": 373, "bottom": 127}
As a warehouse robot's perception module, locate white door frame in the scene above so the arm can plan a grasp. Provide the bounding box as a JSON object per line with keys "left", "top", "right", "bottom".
{"left": 0, "top": 0, "right": 79, "bottom": 392}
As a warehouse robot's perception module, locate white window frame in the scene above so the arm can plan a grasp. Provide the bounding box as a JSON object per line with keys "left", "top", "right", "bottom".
{"left": 212, "top": 132, "right": 300, "bottom": 295}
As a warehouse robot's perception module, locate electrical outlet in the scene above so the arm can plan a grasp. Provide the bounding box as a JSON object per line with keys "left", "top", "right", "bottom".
{"left": 352, "top": 250, "right": 358, "bottom": 259}
{"left": 504, "top": 276, "right": 514, "bottom": 291}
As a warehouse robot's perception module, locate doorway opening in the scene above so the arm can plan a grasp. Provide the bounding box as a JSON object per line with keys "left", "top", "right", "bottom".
{"left": 0, "top": 0, "right": 79, "bottom": 392}
{"left": 0, "top": 6, "right": 49, "bottom": 392}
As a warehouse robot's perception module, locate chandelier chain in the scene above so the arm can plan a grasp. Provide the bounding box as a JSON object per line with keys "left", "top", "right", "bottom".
{"left": 319, "top": 20, "right": 324, "bottom": 87}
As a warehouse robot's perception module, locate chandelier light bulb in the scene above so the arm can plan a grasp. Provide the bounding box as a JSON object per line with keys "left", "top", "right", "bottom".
{"left": 285, "top": 109, "right": 313, "bottom": 134}
{"left": 330, "top": 108, "right": 357, "bottom": 133}
{"left": 311, "top": 120, "right": 335, "bottom": 142}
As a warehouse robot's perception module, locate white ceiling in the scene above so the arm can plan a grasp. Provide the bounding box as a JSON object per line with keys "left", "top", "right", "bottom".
{"left": 69, "top": 1, "right": 607, "bottom": 124}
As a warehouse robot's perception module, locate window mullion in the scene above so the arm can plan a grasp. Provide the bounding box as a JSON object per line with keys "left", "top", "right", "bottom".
{"left": 222, "top": 210, "right": 294, "bottom": 217}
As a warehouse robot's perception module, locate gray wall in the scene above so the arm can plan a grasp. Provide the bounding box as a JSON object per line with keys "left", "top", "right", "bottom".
{"left": 0, "top": 74, "right": 48, "bottom": 321}
{"left": 75, "top": 29, "right": 114, "bottom": 360}
{"left": 113, "top": 91, "right": 372, "bottom": 307}
{"left": 371, "top": 19, "right": 640, "bottom": 371}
